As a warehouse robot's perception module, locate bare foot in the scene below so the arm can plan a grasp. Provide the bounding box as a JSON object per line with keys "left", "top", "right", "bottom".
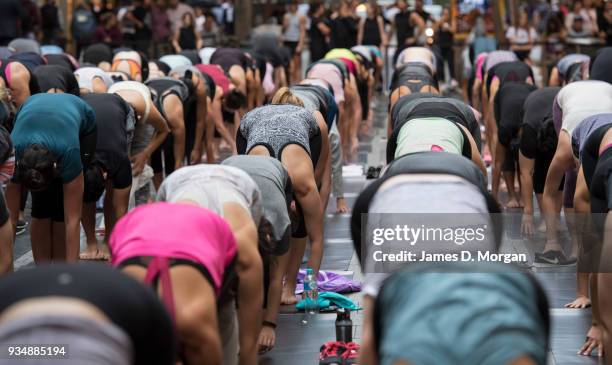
{"left": 281, "top": 286, "right": 298, "bottom": 305}
{"left": 96, "top": 244, "right": 111, "bottom": 261}
{"left": 79, "top": 245, "right": 99, "bottom": 261}
{"left": 578, "top": 325, "right": 604, "bottom": 357}
{"left": 565, "top": 296, "right": 591, "bottom": 309}
{"left": 258, "top": 326, "right": 276, "bottom": 354}
{"left": 506, "top": 198, "right": 521, "bottom": 209}
{"left": 336, "top": 198, "right": 349, "bottom": 214}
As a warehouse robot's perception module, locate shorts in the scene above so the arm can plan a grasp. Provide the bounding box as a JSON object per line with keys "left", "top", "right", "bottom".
{"left": 284, "top": 41, "right": 299, "bottom": 56}
{"left": 31, "top": 177, "right": 64, "bottom": 222}
{"left": 590, "top": 146, "right": 612, "bottom": 213}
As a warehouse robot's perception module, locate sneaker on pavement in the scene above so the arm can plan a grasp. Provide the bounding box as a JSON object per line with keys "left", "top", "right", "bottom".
{"left": 319, "top": 341, "right": 345, "bottom": 365}
{"left": 342, "top": 342, "right": 360, "bottom": 365}
{"left": 534, "top": 250, "right": 576, "bottom": 266}
{"left": 16, "top": 220, "right": 28, "bottom": 236}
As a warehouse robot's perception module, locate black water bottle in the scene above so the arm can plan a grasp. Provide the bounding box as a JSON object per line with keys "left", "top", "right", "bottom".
{"left": 335, "top": 308, "right": 353, "bottom": 342}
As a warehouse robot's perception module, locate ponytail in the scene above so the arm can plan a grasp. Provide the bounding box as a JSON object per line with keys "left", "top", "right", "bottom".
{"left": 271, "top": 87, "right": 304, "bottom": 107}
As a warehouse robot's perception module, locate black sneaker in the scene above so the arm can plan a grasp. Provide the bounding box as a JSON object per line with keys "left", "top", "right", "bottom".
{"left": 534, "top": 250, "right": 577, "bottom": 266}
{"left": 16, "top": 220, "right": 28, "bottom": 236}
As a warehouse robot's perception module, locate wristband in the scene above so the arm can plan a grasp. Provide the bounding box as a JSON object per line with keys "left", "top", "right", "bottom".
{"left": 262, "top": 320, "right": 277, "bottom": 329}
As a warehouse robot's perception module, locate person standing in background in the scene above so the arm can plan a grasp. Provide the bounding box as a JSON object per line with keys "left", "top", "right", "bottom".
{"left": 0, "top": 0, "right": 26, "bottom": 46}
{"left": 220, "top": 0, "right": 235, "bottom": 36}
{"left": 434, "top": 6, "right": 456, "bottom": 83}
{"left": 167, "top": 0, "right": 195, "bottom": 34}
{"left": 565, "top": 1, "right": 598, "bottom": 36}
{"left": 151, "top": 0, "right": 172, "bottom": 57}
{"left": 172, "top": 13, "right": 201, "bottom": 52}
{"left": 283, "top": 1, "right": 307, "bottom": 83}
{"left": 21, "top": 0, "right": 41, "bottom": 40}
{"left": 357, "top": 2, "right": 387, "bottom": 50}
{"left": 414, "top": 0, "right": 432, "bottom": 23}
{"left": 40, "top": 0, "right": 62, "bottom": 45}
{"left": 599, "top": 0, "right": 612, "bottom": 45}
{"left": 129, "top": 0, "right": 152, "bottom": 55}
{"left": 93, "top": 12, "right": 122, "bottom": 49}
{"left": 71, "top": 0, "right": 97, "bottom": 58}
{"left": 308, "top": 1, "right": 331, "bottom": 62}
{"left": 389, "top": 0, "right": 425, "bottom": 65}
{"left": 201, "top": 11, "right": 220, "bottom": 48}
{"left": 330, "top": 0, "right": 358, "bottom": 49}
{"left": 506, "top": 8, "right": 538, "bottom": 61}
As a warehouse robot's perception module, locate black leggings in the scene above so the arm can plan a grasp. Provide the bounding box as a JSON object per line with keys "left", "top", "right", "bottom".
{"left": 151, "top": 136, "right": 176, "bottom": 176}
{"left": 0, "top": 263, "right": 176, "bottom": 365}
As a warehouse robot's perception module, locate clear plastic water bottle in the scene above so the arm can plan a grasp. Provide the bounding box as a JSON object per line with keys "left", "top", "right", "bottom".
{"left": 301, "top": 268, "right": 318, "bottom": 325}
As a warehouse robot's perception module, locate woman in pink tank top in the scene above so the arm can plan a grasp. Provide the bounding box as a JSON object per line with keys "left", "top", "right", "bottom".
{"left": 110, "top": 202, "right": 237, "bottom": 365}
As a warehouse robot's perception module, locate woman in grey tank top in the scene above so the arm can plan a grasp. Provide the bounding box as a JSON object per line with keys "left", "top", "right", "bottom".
{"left": 239, "top": 88, "right": 331, "bottom": 307}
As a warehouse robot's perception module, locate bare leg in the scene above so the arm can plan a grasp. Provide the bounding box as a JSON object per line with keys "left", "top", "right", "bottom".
{"left": 281, "top": 237, "right": 306, "bottom": 305}
{"left": 80, "top": 202, "right": 98, "bottom": 260}
{"left": 30, "top": 218, "right": 52, "bottom": 264}
{"left": 51, "top": 221, "right": 66, "bottom": 262}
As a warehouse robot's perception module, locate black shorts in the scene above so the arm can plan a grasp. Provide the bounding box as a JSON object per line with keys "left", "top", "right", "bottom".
{"left": 0, "top": 190, "right": 9, "bottom": 226}
{"left": 284, "top": 41, "right": 299, "bottom": 56}
{"left": 31, "top": 177, "right": 64, "bottom": 221}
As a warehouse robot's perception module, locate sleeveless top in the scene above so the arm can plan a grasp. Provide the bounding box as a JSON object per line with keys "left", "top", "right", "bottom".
{"left": 239, "top": 104, "right": 319, "bottom": 158}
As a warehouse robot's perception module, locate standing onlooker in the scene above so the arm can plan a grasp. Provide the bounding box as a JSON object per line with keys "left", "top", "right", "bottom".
{"left": 40, "top": 0, "right": 62, "bottom": 45}
{"left": 414, "top": 0, "right": 432, "bottom": 23}
{"left": 283, "top": 1, "right": 306, "bottom": 83}
{"left": 565, "top": 1, "right": 598, "bottom": 36}
{"left": 389, "top": 0, "right": 425, "bottom": 65}
{"left": 172, "top": 13, "right": 201, "bottom": 52}
{"left": 583, "top": 0, "right": 599, "bottom": 32}
{"left": 195, "top": 7, "right": 206, "bottom": 35}
{"left": 506, "top": 8, "right": 538, "bottom": 61}
{"left": 93, "top": 12, "right": 122, "bottom": 49}
{"left": 151, "top": 0, "right": 172, "bottom": 57}
{"left": 308, "top": 1, "right": 331, "bottom": 62}
{"left": 200, "top": 10, "right": 220, "bottom": 48}
{"left": 129, "top": 0, "right": 152, "bottom": 55}
{"left": 357, "top": 2, "right": 387, "bottom": 49}
{"left": 21, "top": 0, "right": 41, "bottom": 40}
{"left": 91, "top": 0, "right": 109, "bottom": 23}
{"left": 544, "top": 11, "right": 566, "bottom": 59}
{"left": 434, "top": 6, "right": 457, "bottom": 82}
{"left": 167, "top": 0, "right": 195, "bottom": 34}
{"left": 599, "top": 0, "right": 612, "bottom": 45}
{"left": 220, "top": 0, "right": 235, "bottom": 36}
{"left": 0, "top": 0, "right": 26, "bottom": 46}
{"left": 71, "top": 0, "right": 97, "bottom": 58}
{"left": 330, "top": 0, "right": 358, "bottom": 49}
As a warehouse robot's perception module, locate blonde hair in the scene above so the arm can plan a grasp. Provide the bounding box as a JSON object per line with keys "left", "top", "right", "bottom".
{"left": 271, "top": 87, "right": 304, "bottom": 107}
{"left": 0, "top": 87, "right": 15, "bottom": 115}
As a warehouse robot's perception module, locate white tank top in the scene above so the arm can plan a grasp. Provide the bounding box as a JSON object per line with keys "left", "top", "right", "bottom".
{"left": 557, "top": 80, "right": 612, "bottom": 136}
{"left": 284, "top": 12, "right": 301, "bottom": 42}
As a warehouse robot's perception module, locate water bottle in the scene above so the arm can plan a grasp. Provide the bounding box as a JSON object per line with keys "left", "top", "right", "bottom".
{"left": 301, "top": 268, "right": 318, "bottom": 325}
{"left": 335, "top": 308, "right": 353, "bottom": 342}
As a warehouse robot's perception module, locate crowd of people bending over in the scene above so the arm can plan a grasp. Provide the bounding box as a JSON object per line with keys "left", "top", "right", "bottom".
{"left": 0, "top": 18, "right": 611, "bottom": 365}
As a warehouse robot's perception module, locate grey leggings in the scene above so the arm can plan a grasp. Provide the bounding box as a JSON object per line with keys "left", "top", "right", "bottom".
{"left": 330, "top": 124, "right": 344, "bottom": 199}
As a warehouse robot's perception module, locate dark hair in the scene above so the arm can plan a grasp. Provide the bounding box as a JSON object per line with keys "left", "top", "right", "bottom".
{"left": 83, "top": 163, "right": 107, "bottom": 203}
{"left": 17, "top": 144, "right": 57, "bottom": 191}
{"left": 224, "top": 89, "right": 247, "bottom": 111}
